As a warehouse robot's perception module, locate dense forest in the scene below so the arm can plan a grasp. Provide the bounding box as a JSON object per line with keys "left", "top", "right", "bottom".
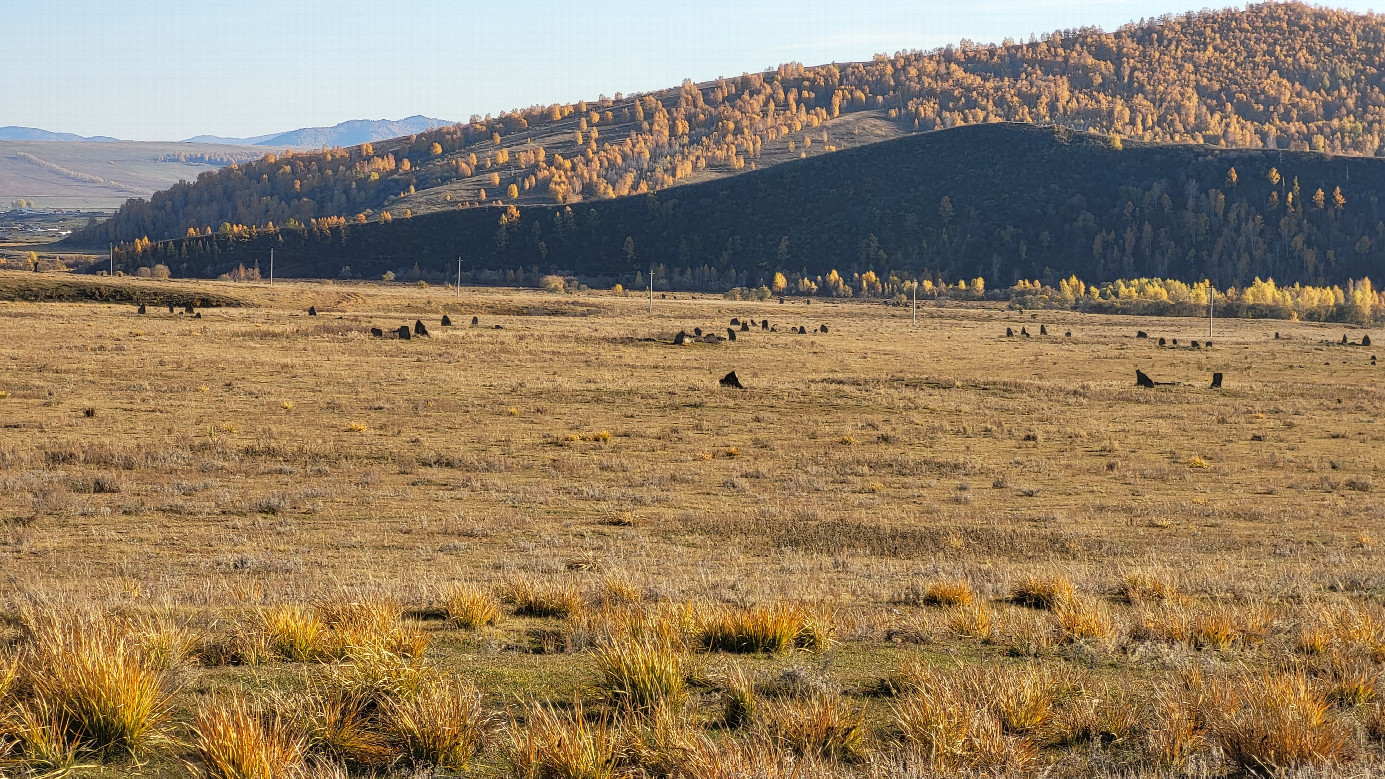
{"left": 110, "top": 123, "right": 1385, "bottom": 295}
{"left": 71, "top": 3, "right": 1385, "bottom": 253}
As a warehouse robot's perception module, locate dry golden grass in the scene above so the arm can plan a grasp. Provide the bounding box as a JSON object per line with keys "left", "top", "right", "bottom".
{"left": 189, "top": 696, "right": 305, "bottom": 779}
{"left": 440, "top": 583, "right": 502, "bottom": 628}
{"left": 381, "top": 675, "right": 493, "bottom": 770}
{"left": 699, "top": 604, "right": 814, "bottom": 654}
{"left": 500, "top": 579, "right": 585, "bottom": 620}
{"left": 1204, "top": 670, "right": 1355, "bottom": 772}
{"left": 918, "top": 579, "right": 975, "bottom": 607}
{"left": 0, "top": 277, "right": 1383, "bottom": 776}
{"left": 506, "top": 700, "right": 618, "bottom": 779}
{"left": 592, "top": 637, "right": 689, "bottom": 712}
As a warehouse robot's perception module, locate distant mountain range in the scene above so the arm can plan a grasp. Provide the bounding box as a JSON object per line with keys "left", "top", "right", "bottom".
{"left": 1, "top": 116, "right": 454, "bottom": 148}
{"left": 0, "top": 127, "right": 121, "bottom": 142}
{"left": 188, "top": 116, "right": 455, "bottom": 147}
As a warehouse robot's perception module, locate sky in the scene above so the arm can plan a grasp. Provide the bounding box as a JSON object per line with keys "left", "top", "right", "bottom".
{"left": 2, "top": 0, "right": 1381, "bottom": 142}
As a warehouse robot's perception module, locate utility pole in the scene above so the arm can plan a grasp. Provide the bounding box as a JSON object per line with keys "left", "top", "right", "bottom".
{"left": 648, "top": 266, "right": 654, "bottom": 313}
{"left": 1208, "top": 280, "right": 1214, "bottom": 338}
{"left": 456, "top": 256, "right": 462, "bottom": 298}
{"left": 269, "top": 249, "right": 275, "bottom": 286}
{"left": 912, "top": 281, "right": 918, "bottom": 325}
{"left": 108, "top": 243, "right": 114, "bottom": 276}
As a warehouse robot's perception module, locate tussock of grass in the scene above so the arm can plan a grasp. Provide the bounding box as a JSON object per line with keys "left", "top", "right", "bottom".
{"left": 720, "top": 667, "right": 757, "bottom": 728}
{"left": 501, "top": 579, "right": 585, "bottom": 619}
{"left": 680, "top": 737, "right": 814, "bottom": 779}
{"left": 616, "top": 700, "right": 703, "bottom": 776}
{"left": 6, "top": 699, "right": 92, "bottom": 775}
{"left": 758, "top": 692, "right": 866, "bottom": 762}
{"left": 698, "top": 604, "right": 824, "bottom": 654}
{"left": 997, "top": 608, "right": 1060, "bottom": 657}
{"left": 19, "top": 614, "right": 175, "bottom": 760}
{"left": 440, "top": 583, "right": 501, "bottom": 629}
{"left": 942, "top": 602, "right": 996, "bottom": 640}
{"left": 1142, "top": 686, "right": 1205, "bottom": 770}
{"left": 1133, "top": 602, "right": 1276, "bottom": 650}
{"left": 1118, "top": 568, "right": 1181, "bottom": 604}
{"left": 891, "top": 667, "right": 1040, "bottom": 773}
{"left": 597, "top": 571, "right": 643, "bottom": 607}
{"left": 592, "top": 637, "right": 688, "bottom": 712}
{"left": 314, "top": 596, "right": 431, "bottom": 660}
{"left": 971, "top": 664, "right": 1065, "bottom": 735}
{"left": 1054, "top": 595, "right": 1115, "bottom": 642}
{"left": 191, "top": 695, "right": 305, "bottom": 779}
{"left": 260, "top": 604, "right": 324, "bottom": 662}
{"left": 919, "top": 580, "right": 975, "bottom": 607}
{"left": 1322, "top": 651, "right": 1377, "bottom": 707}
{"left": 383, "top": 675, "right": 493, "bottom": 770}
{"left": 1204, "top": 670, "right": 1353, "bottom": 772}
{"left": 1011, "top": 574, "right": 1076, "bottom": 610}
{"left": 276, "top": 683, "right": 392, "bottom": 768}
{"left": 1050, "top": 682, "right": 1140, "bottom": 747}
{"left": 506, "top": 700, "right": 617, "bottom": 779}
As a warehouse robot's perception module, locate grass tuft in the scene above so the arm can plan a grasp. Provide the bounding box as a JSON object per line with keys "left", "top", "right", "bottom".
{"left": 1205, "top": 670, "right": 1353, "bottom": 772}
{"left": 501, "top": 579, "right": 585, "bottom": 619}
{"left": 699, "top": 604, "right": 813, "bottom": 654}
{"left": 441, "top": 583, "right": 502, "bottom": 629}
{"left": 918, "top": 579, "right": 975, "bottom": 607}
{"left": 1011, "top": 574, "right": 1076, "bottom": 610}
{"left": 190, "top": 695, "right": 305, "bottom": 779}
{"left": 592, "top": 637, "right": 688, "bottom": 713}
{"left": 506, "top": 700, "right": 617, "bottom": 779}
{"left": 758, "top": 692, "right": 866, "bottom": 762}
{"left": 383, "top": 675, "right": 494, "bottom": 770}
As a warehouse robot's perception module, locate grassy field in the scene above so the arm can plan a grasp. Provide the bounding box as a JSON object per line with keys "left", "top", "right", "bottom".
{"left": 0, "top": 272, "right": 1381, "bottom": 777}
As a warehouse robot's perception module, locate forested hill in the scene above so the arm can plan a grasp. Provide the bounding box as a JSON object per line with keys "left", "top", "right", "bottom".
{"left": 72, "top": 3, "right": 1385, "bottom": 247}
{"left": 117, "top": 123, "right": 1385, "bottom": 290}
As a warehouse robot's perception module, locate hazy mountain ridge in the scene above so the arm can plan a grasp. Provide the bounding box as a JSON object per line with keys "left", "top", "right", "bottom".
{"left": 181, "top": 116, "right": 454, "bottom": 148}
{"left": 0, "top": 127, "right": 120, "bottom": 142}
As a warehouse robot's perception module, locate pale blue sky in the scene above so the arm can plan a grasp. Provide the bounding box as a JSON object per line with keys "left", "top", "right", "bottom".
{"left": 2, "top": 1, "right": 1380, "bottom": 141}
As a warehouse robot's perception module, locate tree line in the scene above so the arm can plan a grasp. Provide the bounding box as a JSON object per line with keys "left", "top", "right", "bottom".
{"left": 101, "top": 124, "right": 1385, "bottom": 298}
